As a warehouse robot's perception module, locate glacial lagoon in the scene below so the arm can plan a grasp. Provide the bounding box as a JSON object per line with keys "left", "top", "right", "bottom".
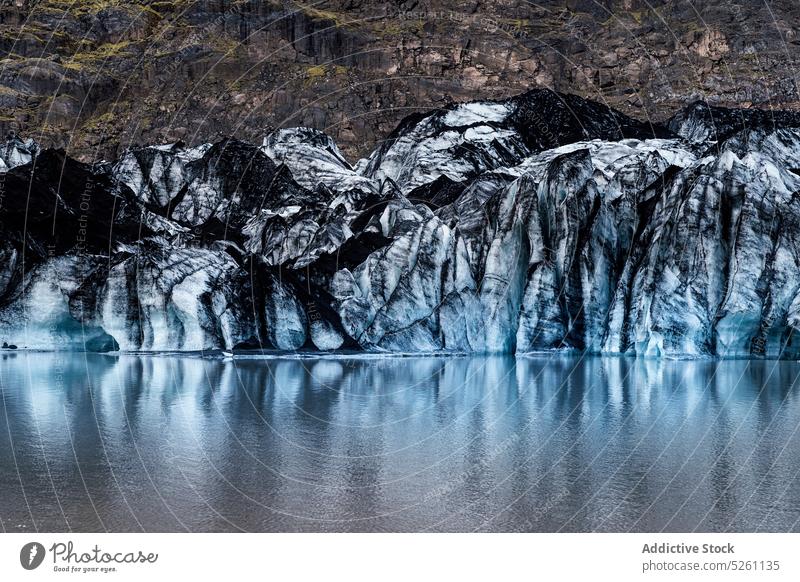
{"left": 1, "top": 352, "right": 800, "bottom": 532}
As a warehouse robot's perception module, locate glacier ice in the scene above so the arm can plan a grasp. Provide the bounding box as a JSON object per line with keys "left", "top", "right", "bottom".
{"left": 2, "top": 90, "right": 800, "bottom": 358}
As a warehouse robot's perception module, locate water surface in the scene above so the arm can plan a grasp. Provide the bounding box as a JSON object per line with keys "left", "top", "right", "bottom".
{"left": 1, "top": 352, "right": 800, "bottom": 532}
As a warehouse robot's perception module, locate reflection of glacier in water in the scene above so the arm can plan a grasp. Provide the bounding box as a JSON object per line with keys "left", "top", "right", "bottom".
{"left": 1, "top": 352, "right": 800, "bottom": 532}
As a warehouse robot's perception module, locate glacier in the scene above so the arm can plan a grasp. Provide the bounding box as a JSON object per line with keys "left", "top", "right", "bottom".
{"left": 2, "top": 89, "right": 800, "bottom": 358}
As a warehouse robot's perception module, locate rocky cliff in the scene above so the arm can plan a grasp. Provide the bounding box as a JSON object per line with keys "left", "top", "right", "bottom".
{"left": 3, "top": 89, "right": 800, "bottom": 358}
{"left": 1, "top": 0, "right": 800, "bottom": 163}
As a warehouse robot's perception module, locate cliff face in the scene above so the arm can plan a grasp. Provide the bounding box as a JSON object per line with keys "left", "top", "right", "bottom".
{"left": 3, "top": 89, "right": 800, "bottom": 357}
{"left": 1, "top": 1, "right": 799, "bottom": 162}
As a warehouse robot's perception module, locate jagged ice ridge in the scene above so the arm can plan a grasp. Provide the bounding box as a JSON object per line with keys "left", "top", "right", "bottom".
{"left": 2, "top": 89, "right": 800, "bottom": 358}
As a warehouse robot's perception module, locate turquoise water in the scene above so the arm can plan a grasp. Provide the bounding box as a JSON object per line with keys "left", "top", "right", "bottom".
{"left": 1, "top": 352, "right": 800, "bottom": 532}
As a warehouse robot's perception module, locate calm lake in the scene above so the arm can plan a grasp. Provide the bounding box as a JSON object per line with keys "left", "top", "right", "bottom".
{"left": 1, "top": 352, "right": 800, "bottom": 532}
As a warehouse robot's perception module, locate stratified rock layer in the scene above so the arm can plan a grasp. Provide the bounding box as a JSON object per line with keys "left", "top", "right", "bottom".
{"left": 4, "top": 1, "right": 800, "bottom": 164}
{"left": 3, "top": 90, "right": 800, "bottom": 358}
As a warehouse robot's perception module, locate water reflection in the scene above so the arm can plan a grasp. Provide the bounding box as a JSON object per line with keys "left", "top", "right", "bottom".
{"left": 1, "top": 352, "right": 799, "bottom": 532}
